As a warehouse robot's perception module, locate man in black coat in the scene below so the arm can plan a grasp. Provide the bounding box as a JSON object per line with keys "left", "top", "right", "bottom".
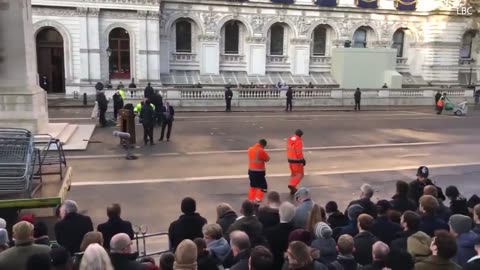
{"left": 353, "top": 214, "right": 378, "bottom": 266}
{"left": 285, "top": 87, "right": 293, "bottom": 111}
{"left": 112, "top": 91, "right": 124, "bottom": 120}
{"left": 150, "top": 93, "right": 163, "bottom": 126}
{"left": 354, "top": 88, "right": 361, "bottom": 111}
{"left": 228, "top": 230, "right": 251, "bottom": 270}
{"left": 144, "top": 82, "right": 154, "bottom": 99}
{"left": 361, "top": 241, "right": 390, "bottom": 270}
{"left": 257, "top": 191, "right": 280, "bottom": 230}
{"left": 54, "top": 200, "right": 93, "bottom": 255}
{"left": 96, "top": 90, "right": 108, "bottom": 127}
{"left": 97, "top": 204, "right": 134, "bottom": 250}
{"left": 140, "top": 99, "right": 156, "bottom": 146}
{"left": 372, "top": 200, "right": 402, "bottom": 245}
{"left": 227, "top": 201, "right": 264, "bottom": 247}
{"left": 225, "top": 87, "right": 233, "bottom": 112}
{"left": 159, "top": 102, "right": 174, "bottom": 141}
{"left": 408, "top": 166, "right": 445, "bottom": 204}
{"left": 391, "top": 211, "right": 421, "bottom": 251}
{"left": 110, "top": 233, "right": 146, "bottom": 270}
{"left": 346, "top": 183, "right": 377, "bottom": 219}
{"left": 168, "top": 197, "right": 207, "bottom": 251}
{"left": 391, "top": 180, "right": 417, "bottom": 213}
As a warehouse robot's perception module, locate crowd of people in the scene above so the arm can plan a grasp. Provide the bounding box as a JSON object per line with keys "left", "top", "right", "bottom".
{"left": 1, "top": 166, "right": 480, "bottom": 270}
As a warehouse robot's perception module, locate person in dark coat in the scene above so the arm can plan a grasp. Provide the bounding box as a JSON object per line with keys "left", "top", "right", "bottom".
{"left": 360, "top": 241, "right": 390, "bottom": 270}
{"left": 286, "top": 87, "right": 293, "bottom": 111}
{"left": 112, "top": 91, "right": 124, "bottom": 120}
{"left": 353, "top": 214, "right": 378, "bottom": 266}
{"left": 110, "top": 233, "right": 146, "bottom": 270}
{"left": 311, "top": 222, "right": 338, "bottom": 264}
{"left": 354, "top": 88, "right": 361, "bottom": 111}
{"left": 424, "top": 185, "right": 451, "bottom": 222}
{"left": 418, "top": 195, "right": 449, "bottom": 237}
{"left": 227, "top": 201, "right": 264, "bottom": 247}
{"left": 463, "top": 237, "right": 480, "bottom": 270}
{"left": 228, "top": 230, "right": 251, "bottom": 270}
{"left": 159, "top": 102, "right": 174, "bottom": 141}
{"left": 448, "top": 214, "right": 477, "bottom": 267}
{"left": 225, "top": 87, "right": 233, "bottom": 112}
{"left": 97, "top": 204, "right": 134, "bottom": 250}
{"left": 327, "top": 234, "right": 359, "bottom": 270}
{"left": 386, "top": 249, "right": 414, "bottom": 270}
{"left": 390, "top": 180, "right": 418, "bottom": 213}
{"left": 372, "top": 200, "right": 402, "bottom": 245}
{"left": 346, "top": 184, "right": 377, "bottom": 219}
{"left": 325, "top": 201, "right": 349, "bottom": 229}
{"left": 33, "top": 221, "right": 50, "bottom": 246}
{"left": 150, "top": 93, "right": 163, "bottom": 126}
{"left": 257, "top": 191, "right": 280, "bottom": 231}
{"left": 216, "top": 203, "right": 238, "bottom": 238}
{"left": 96, "top": 90, "right": 108, "bottom": 127}
{"left": 445, "top": 186, "right": 469, "bottom": 216}
{"left": 140, "top": 99, "right": 156, "bottom": 146}
{"left": 144, "top": 82, "right": 154, "bottom": 99}
{"left": 391, "top": 210, "right": 421, "bottom": 251}
{"left": 194, "top": 238, "right": 220, "bottom": 270}
{"left": 408, "top": 166, "right": 445, "bottom": 204}
{"left": 117, "top": 82, "right": 125, "bottom": 90}
{"left": 264, "top": 202, "right": 296, "bottom": 270}
{"left": 168, "top": 197, "right": 207, "bottom": 251}
{"left": 95, "top": 81, "right": 104, "bottom": 91}
{"left": 54, "top": 200, "right": 94, "bottom": 255}
{"left": 334, "top": 204, "right": 364, "bottom": 240}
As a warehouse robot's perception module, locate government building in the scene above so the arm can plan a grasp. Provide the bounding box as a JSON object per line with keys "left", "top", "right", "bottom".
{"left": 31, "top": 0, "right": 479, "bottom": 94}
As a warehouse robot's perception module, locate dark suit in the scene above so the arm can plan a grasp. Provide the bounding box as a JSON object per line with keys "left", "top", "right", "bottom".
{"left": 97, "top": 217, "right": 134, "bottom": 250}
{"left": 168, "top": 213, "right": 207, "bottom": 251}
{"left": 286, "top": 89, "right": 293, "bottom": 111}
{"left": 160, "top": 105, "right": 174, "bottom": 141}
{"left": 54, "top": 213, "right": 93, "bottom": 254}
{"left": 264, "top": 222, "right": 295, "bottom": 270}
{"left": 225, "top": 89, "right": 233, "bottom": 111}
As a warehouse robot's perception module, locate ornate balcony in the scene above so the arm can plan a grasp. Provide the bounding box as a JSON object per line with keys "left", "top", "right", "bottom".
{"left": 172, "top": 53, "right": 196, "bottom": 62}
{"left": 311, "top": 56, "right": 331, "bottom": 64}
{"left": 220, "top": 54, "right": 245, "bottom": 63}
{"left": 267, "top": 55, "right": 288, "bottom": 64}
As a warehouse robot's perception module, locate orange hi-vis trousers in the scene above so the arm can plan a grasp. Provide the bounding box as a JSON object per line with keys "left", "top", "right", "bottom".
{"left": 248, "top": 187, "right": 266, "bottom": 202}
{"left": 288, "top": 163, "right": 304, "bottom": 188}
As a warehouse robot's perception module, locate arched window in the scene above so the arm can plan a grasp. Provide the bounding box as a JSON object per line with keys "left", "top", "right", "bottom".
{"left": 313, "top": 26, "right": 327, "bottom": 56}
{"left": 176, "top": 20, "right": 192, "bottom": 53}
{"left": 108, "top": 28, "right": 130, "bottom": 79}
{"left": 224, "top": 21, "right": 240, "bottom": 54}
{"left": 270, "top": 24, "right": 284, "bottom": 55}
{"left": 392, "top": 29, "right": 405, "bottom": 57}
{"left": 460, "top": 31, "right": 475, "bottom": 59}
{"left": 353, "top": 28, "right": 367, "bottom": 48}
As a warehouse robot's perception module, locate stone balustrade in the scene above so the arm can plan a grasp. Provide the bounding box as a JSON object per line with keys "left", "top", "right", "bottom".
{"left": 459, "top": 58, "right": 475, "bottom": 65}
{"left": 396, "top": 58, "right": 408, "bottom": 65}
{"left": 220, "top": 54, "right": 245, "bottom": 63}
{"left": 311, "top": 56, "right": 331, "bottom": 64}
{"left": 267, "top": 55, "right": 288, "bottom": 64}
{"left": 172, "top": 53, "right": 196, "bottom": 62}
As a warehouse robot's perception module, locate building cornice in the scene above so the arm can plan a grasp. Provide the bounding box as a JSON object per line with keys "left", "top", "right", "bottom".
{"left": 32, "top": 0, "right": 159, "bottom": 12}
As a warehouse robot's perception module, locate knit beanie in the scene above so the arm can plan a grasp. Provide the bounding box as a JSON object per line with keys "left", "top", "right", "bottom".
{"left": 449, "top": 214, "right": 472, "bottom": 235}
{"left": 174, "top": 239, "right": 198, "bottom": 270}
{"left": 347, "top": 204, "right": 364, "bottom": 220}
{"left": 314, "top": 222, "right": 332, "bottom": 239}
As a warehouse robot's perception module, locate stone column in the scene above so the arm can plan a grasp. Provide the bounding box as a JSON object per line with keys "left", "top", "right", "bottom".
{"left": 246, "top": 37, "right": 267, "bottom": 76}
{"left": 87, "top": 8, "right": 101, "bottom": 82}
{"left": 138, "top": 10, "right": 161, "bottom": 83}
{"left": 0, "top": 0, "right": 48, "bottom": 133}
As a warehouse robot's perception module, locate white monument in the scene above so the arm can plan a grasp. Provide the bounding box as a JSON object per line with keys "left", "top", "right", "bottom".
{"left": 0, "top": 0, "right": 48, "bottom": 134}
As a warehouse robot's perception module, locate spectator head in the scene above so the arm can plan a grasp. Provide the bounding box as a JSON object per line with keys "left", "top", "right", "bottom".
{"left": 396, "top": 181, "right": 409, "bottom": 197}
{"left": 401, "top": 211, "right": 421, "bottom": 232}
{"left": 295, "top": 129, "right": 304, "bottom": 137}
{"left": 372, "top": 241, "right": 390, "bottom": 262}
{"left": 285, "top": 241, "right": 312, "bottom": 269}
{"left": 174, "top": 239, "right": 197, "bottom": 270}
{"left": 79, "top": 243, "right": 113, "bottom": 270}
{"left": 468, "top": 195, "right": 480, "bottom": 215}
{"left": 0, "top": 229, "right": 9, "bottom": 251}
{"left": 419, "top": 195, "right": 439, "bottom": 215}
{"left": 241, "top": 200, "right": 256, "bottom": 217}
{"left": 230, "top": 230, "right": 250, "bottom": 257}
{"left": 449, "top": 214, "right": 472, "bottom": 236}
{"left": 51, "top": 246, "right": 72, "bottom": 269}
{"left": 388, "top": 210, "right": 402, "bottom": 224}
{"left": 325, "top": 201, "right": 338, "bottom": 214}
{"left": 258, "top": 139, "right": 267, "bottom": 147}
{"left": 306, "top": 204, "right": 326, "bottom": 234}
{"left": 266, "top": 191, "right": 280, "bottom": 206}
{"left": 33, "top": 221, "right": 48, "bottom": 238}
{"left": 19, "top": 214, "right": 35, "bottom": 225}
{"left": 387, "top": 249, "right": 414, "bottom": 270}
{"left": 314, "top": 222, "right": 333, "bottom": 239}
{"left": 357, "top": 214, "right": 374, "bottom": 232}
{"left": 423, "top": 185, "right": 438, "bottom": 197}
{"left": 337, "top": 235, "right": 355, "bottom": 255}
{"left": 360, "top": 184, "right": 374, "bottom": 199}
{"left": 110, "top": 233, "right": 133, "bottom": 254}
{"left": 181, "top": 197, "right": 196, "bottom": 215}
{"left": 26, "top": 253, "right": 51, "bottom": 270}
{"left": 202, "top": 224, "right": 223, "bottom": 242}
{"left": 347, "top": 204, "right": 364, "bottom": 221}
{"left": 107, "top": 204, "right": 122, "bottom": 219}
{"left": 249, "top": 245, "right": 273, "bottom": 270}
{"left": 80, "top": 231, "right": 104, "bottom": 252}
{"left": 13, "top": 221, "right": 33, "bottom": 243}
{"left": 445, "top": 186, "right": 461, "bottom": 200}
{"left": 159, "top": 252, "right": 175, "bottom": 270}
{"left": 376, "top": 200, "right": 392, "bottom": 216}
{"left": 0, "top": 218, "right": 5, "bottom": 229}
{"left": 279, "top": 202, "right": 296, "bottom": 223}
{"left": 475, "top": 204, "right": 480, "bottom": 224}
{"left": 288, "top": 229, "right": 314, "bottom": 246}
{"left": 416, "top": 166, "right": 429, "bottom": 180}
{"left": 294, "top": 188, "right": 311, "bottom": 203}
{"left": 431, "top": 231, "right": 457, "bottom": 260}
{"left": 193, "top": 238, "right": 207, "bottom": 256}
{"left": 216, "top": 203, "right": 235, "bottom": 220}
{"left": 60, "top": 200, "right": 78, "bottom": 219}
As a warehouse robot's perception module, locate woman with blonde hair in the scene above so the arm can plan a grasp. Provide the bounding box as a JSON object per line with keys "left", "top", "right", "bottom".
{"left": 80, "top": 231, "right": 104, "bottom": 252}
{"left": 79, "top": 243, "right": 114, "bottom": 270}
{"left": 306, "top": 204, "right": 326, "bottom": 235}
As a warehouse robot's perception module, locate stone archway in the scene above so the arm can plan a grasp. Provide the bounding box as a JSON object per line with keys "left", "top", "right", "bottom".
{"left": 36, "top": 27, "right": 65, "bottom": 93}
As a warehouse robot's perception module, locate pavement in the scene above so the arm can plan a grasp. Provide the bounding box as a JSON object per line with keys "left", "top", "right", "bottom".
{"left": 43, "top": 106, "right": 480, "bottom": 254}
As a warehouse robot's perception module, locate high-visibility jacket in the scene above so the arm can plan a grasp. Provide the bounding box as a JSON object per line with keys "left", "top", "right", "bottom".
{"left": 248, "top": 143, "right": 270, "bottom": 171}
{"left": 134, "top": 102, "right": 155, "bottom": 113}
{"left": 287, "top": 135, "right": 304, "bottom": 163}
{"left": 118, "top": 89, "right": 126, "bottom": 100}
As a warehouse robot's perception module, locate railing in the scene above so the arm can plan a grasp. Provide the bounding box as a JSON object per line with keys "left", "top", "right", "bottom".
{"left": 221, "top": 54, "right": 245, "bottom": 63}
{"left": 396, "top": 58, "right": 408, "bottom": 65}
{"left": 444, "top": 89, "right": 466, "bottom": 97}
{"left": 267, "top": 55, "right": 288, "bottom": 64}
{"left": 310, "top": 56, "right": 331, "bottom": 64}
{"left": 180, "top": 89, "right": 225, "bottom": 99}
{"left": 172, "top": 53, "right": 196, "bottom": 62}
{"left": 293, "top": 89, "right": 331, "bottom": 97}
{"left": 238, "top": 89, "right": 282, "bottom": 99}
{"left": 133, "top": 225, "right": 169, "bottom": 258}
{"left": 389, "top": 90, "right": 423, "bottom": 97}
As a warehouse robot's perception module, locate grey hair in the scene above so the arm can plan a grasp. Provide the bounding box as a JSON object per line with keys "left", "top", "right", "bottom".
{"left": 79, "top": 243, "right": 114, "bottom": 270}
{"left": 63, "top": 200, "right": 78, "bottom": 214}
{"left": 361, "top": 184, "right": 374, "bottom": 199}
{"left": 279, "top": 202, "right": 296, "bottom": 223}
{"left": 229, "top": 230, "right": 250, "bottom": 251}
{"left": 372, "top": 241, "right": 390, "bottom": 261}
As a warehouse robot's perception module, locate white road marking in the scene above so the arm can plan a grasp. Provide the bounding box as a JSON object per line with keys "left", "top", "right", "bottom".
{"left": 50, "top": 118, "right": 92, "bottom": 121}
{"left": 71, "top": 161, "right": 480, "bottom": 186}
{"left": 398, "top": 154, "right": 431, "bottom": 158}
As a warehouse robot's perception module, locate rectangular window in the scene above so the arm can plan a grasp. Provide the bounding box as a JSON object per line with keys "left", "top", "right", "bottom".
{"left": 313, "top": 28, "right": 326, "bottom": 56}
{"left": 225, "top": 23, "right": 240, "bottom": 54}
{"left": 270, "top": 26, "right": 284, "bottom": 56}
{"left": 176, "top": 21, "right": 192, "bottom": 53}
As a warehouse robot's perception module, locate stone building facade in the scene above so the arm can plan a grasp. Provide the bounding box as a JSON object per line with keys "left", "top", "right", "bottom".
{"left": 31, "top": 0, "right": 479, "bottom": 94}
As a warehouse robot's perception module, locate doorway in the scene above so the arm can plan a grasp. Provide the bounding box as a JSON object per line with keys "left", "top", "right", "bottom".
{"left": 36, "top": 27, "right": 65, "bottom": 93}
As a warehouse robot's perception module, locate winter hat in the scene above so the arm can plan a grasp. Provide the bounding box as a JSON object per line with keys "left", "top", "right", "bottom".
{"left": 19, "top": 213, "right": 35, "bottom": 225}
{"left": 314, "top": 222, "right": 332, "bottom": 239}
{"left": 417, "top": 166, "right": 429, "bottom": 178}
{"left": 325, "top": 201, "right": 338, "bottom": 213}
{"left": 288, "top": 229, "right": 314, "bottom": 246}
{"left": 467, "top": 194, "right": 480, "bottom": 209}
{"left": 347, "top": 204, "right": 364, "bottom": 220}
{"left": 449, "top": 214, "right": 472, "bottom": 235}
{"left": 174, "top": 239, "right": 197, "bottom": 270}
{"left": 407, "top": 231, "right": 432, "bottom": 259}
{"left": 0, "top": 218, "right": 6, "bottom": 229}
{"left": 0, "top": 229, "right": 8, "bottom": 247}
{"left": 294, "top": 188, "right": 311, "bottom": 200}
{"left": 376, "top": 200, "right": 392, "bottom": 215}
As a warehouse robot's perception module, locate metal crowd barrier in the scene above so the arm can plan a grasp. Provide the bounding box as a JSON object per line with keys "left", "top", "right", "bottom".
{"left": 133, "top": 225, "right": 170, "bottom": 258}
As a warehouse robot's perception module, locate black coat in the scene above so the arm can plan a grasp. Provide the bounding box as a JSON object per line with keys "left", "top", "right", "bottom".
{"left": 96, "top": 92, "right": 108, "bottom": 111}
{"left": 390, "top": 230, "right": 416, "bottom": 251}
{"left": 359, "top": 260, "right": 387, "bottom": 270}
{"left": 328, "top": 255, "right": 359, "bottom": 270}
{"left": 110, "top": 253, "right": 146, "bottom": 270}
{"left": 257, "top": 206, "right": 280, "bottom": 230}
{"left": 391, "top": 195, "right": 417, "bottom": 213}
{"left": 197, "top": 251, "right": 220, "bottom": 270}
{"left": 419, "top": 215, "right": 449, "bottom": 237}
{"left": 151, "top": 94, "right": 163, "bottom": 112}
{"left": 408, "top": 179, "right": 445, "bottom": 204}
{"left": 217, "top": 211, "right": 238, "bottom": 237}
{"left": 464, "top": 257, "right": 480, "bottom": 270}
{"left": 353, "top": 231, "right": 378, "bottom": 266}
{"left": 97, "top": 217, "right": 134, "bottom": 250}
{"left": 449, "top": 198, "right": 469, "bottom": 216}
{"left": 225, "top": 89, "right": 233, "bottom": 100}
{"left": 168, "top": 213, "right": 207, "bottom": 251}
{"left": 347, "top": 198, "right": 377, "bottom": 219}
{"left": 372, "top": 216, "right": 402, "bottom": 245}
{"left": 140, "top": 103, "right": 156, "bottom": 125}
{"left": 264, "top": 222, "right": 295, "bottom": 270}
{"left": 144, "top": 86, "right": 154, "bottom": 99}
{"left": 327, "top": 211, "right": 349, "bottom": 229}
{"left": 54, "top": 213, "right": 93, "bottom": 255}
{"left": 230, "top": 250, "right": 250, "bottom": 270}
{"left": 354, "top": 91, "right": 361, "bottom": 101}
{"left": 113, "top": 93, "right": 124, "bottom": 110}
{"left": 286, "top": 90, "right": 293, "bottom": 100}
{"left": 161, "top": 105, "right": 175, "bottom": 122}
{"left": 227, "top": 216, "right": 264, "bottom": 247}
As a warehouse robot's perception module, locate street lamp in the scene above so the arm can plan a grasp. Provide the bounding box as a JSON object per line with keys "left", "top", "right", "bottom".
{"left": 106, "top": 47, "right": 113, "bottom": 89}
{"left": 469, "top": 58, "right": 476, "bottom": 87}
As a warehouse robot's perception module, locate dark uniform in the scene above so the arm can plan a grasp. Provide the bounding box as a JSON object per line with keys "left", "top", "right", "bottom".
{"left": 159, "top": 103, "right": 174, "bottom": 141}
{"left": 286, "top": 87, "right": 293, "bottom": 111}
{"left": 96, "top": 91, "right": 108, "bottom": 127}
{"left": 354, "top": 88, "right": 361, "bottom": 111}
{"left": 408, "top": 166, "right": 445, "bottom": 204}
{"left": 225, "top": 88, "right": 233, "bottom": 112}
{"left": 140, "top": 101, "right": 156, "bottom": 145}
{"left": 144, "top": 83, "right": 154, "bottom": 99}
{"left": 112, "top": 92, "right": 124, "bottom": 120}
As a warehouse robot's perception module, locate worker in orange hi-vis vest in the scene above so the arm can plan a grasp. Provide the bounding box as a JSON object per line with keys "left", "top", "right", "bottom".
{"left": 247, "top": 139, "right": 270, "bottom": 203}
{"left": 287, "top": 129, "right": 306, "bottom": 195}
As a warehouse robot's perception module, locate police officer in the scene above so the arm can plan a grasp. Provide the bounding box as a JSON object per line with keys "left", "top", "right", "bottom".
{"left": 354, "top": 88, "right": 362, "bottom": 111}
{"left": 140, "top": 99, "right": 156, "bottom": 146}
{"left": 286, "top": 87, "right": 293, "bottom": 112}
{"left": 225, "top": 87, "right": 233, "bottom": 112}
{"left": 247, "top": 139, "right": 270, "bottom": 203}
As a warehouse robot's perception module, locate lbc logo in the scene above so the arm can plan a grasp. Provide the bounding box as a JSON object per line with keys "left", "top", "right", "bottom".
{"left": 456, "top": 6, "right": 474, "bottom": 15}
